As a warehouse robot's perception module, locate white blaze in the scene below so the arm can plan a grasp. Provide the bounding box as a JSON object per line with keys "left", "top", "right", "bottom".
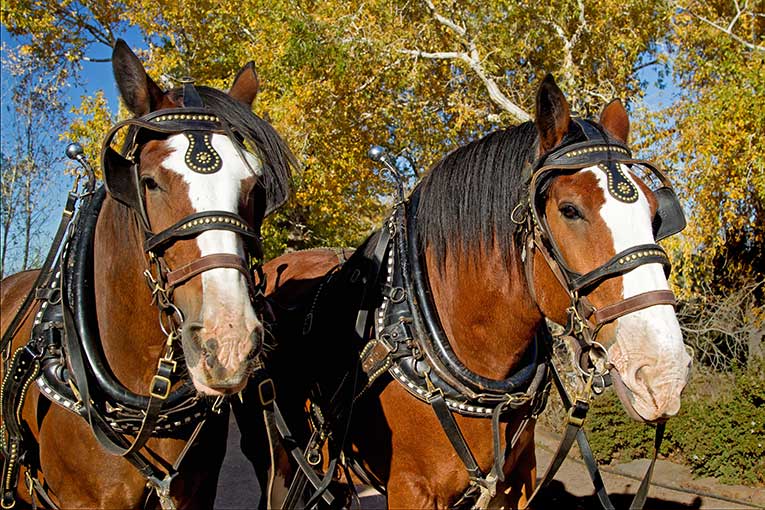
{"left": 585, "top": 165, "right": 690, "bottom": 420}
{"left": 163, "top": 134, "right": 261, "bottom": 367}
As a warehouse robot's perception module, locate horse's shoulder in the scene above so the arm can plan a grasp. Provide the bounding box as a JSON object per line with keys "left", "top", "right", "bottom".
{"left": 1, "top": 269, "right": 39, "bottom": 310}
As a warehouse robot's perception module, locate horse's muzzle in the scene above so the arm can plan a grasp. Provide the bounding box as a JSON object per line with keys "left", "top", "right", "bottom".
{"left": 182, "top": 321, "right": 263, "bottom": 395}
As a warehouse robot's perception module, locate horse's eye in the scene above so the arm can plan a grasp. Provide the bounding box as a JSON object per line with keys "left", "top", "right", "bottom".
{"left": 559, "top": 203, "right": 582, "bottom": 220}
{"left": 141, "top": 176, "right": 160, "bottom": 191}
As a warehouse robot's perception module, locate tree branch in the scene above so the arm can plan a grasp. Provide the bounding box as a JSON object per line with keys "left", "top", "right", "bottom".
{"left": 680, "top": 3, "right": 765, "bottom": 52}
{"left": 423, "top": 0, "right": 467, "bottom": 39}
{"left": 399, "top": 1, "right": 531, "bottom": 122}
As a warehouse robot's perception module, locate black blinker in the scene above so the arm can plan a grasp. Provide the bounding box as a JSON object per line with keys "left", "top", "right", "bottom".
{"left": 653, "top": 187, "right": 686, "bottom": 241}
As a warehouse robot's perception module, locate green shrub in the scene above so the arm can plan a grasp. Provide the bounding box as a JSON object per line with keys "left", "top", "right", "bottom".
{"left": 584, "top": 363, "right": 765, "bottom": 486}
{"left": 668, "top": 365, "right": 765, "bottom": 485}
{"left": 585, "top": 390, "right": 657, "bottom": 463}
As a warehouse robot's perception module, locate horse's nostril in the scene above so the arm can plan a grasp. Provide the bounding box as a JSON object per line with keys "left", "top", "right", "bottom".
{"left": 204, "top": 338, "right": 219, "bottom": 352}
{"left": 635, "top": 365, "right": 645, "bottom": 385}
{"left": 204, "top": 350, "right": 216, "bottom": 369}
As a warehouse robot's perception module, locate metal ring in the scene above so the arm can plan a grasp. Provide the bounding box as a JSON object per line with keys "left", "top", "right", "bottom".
{"left": 158, "top": 304, "right": 184, "bottom": 337}
{"left": 511, "top": 203, "right": 528, "bottom": 225}
{"left": 306, "top": 448, "right": 322, "bottom": 466}
{"left": 47, "top": 288, "right": 62, "bottom": 305}
{"left": 575, "top": 340, "right": 611, "bottom": 378}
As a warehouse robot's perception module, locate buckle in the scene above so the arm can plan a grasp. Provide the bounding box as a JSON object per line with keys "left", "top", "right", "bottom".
{"left": 567, "top": 399, "right": 589, "bottom": 427}
{"left": 150, "top": 375, "right": 172, "bottom": 399}
{"left": 425, "top": 387, "right": 444, "bottom": 404}
{"left": 258, "top": 378, "right": 275, "bottom": 406}
{"left": 157, "top": 357, "right": 177, "bottom": 374}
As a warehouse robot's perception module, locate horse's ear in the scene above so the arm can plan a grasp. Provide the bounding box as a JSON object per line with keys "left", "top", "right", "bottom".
{"left": 229, "top": 62, "right": 260, "bottom": 107}
{"left": 112, "top": 39, "right": 165, "bottom": 117}
{"left": 535, "top": 74, "right": 571, "bottom": 155}
{"left": 599, "top": 99, "right": 630, "bottom": 144}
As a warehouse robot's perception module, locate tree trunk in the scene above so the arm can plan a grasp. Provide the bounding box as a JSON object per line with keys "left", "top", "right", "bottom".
{"left": 22, "top": 164, "right": 33, "bottom": 270}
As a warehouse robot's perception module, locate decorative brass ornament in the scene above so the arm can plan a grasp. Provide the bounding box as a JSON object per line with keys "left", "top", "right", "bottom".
{"left": 184, "top": 131, "right": 222, "bottom": 174}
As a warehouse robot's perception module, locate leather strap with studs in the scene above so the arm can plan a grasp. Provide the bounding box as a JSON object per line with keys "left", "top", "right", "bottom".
{"left": 143, "top": 210, "right": 258, "bottom": 254}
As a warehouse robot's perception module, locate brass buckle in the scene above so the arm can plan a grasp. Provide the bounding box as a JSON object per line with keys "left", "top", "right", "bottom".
{"left": 568, "top": 399, "right": 590, "bottom": 427}
{"left": 158, "top": 357, "right": 177, "bottom": 373}
{"left": 150, "top": 375, "right": 172, "bottom": 399}
{"left": 258, "top": 378, "right": 275, "bottom": 406}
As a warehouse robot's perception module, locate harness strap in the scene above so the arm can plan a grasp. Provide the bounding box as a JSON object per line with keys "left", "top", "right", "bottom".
{"left": 519, "top": 362, "right": 592, "bottom": 510}
{"left": 572, "top": 425, "right": 614, "bottom": 509}
{"left": 143, "top": 210, "right": 259, "bottom": 254}
{"left": 570, "top": 244, "right": 671, "bottom": 293}
{"left": 629, "top": 422, "right": 665, "bottom": 510}
{"left": 165, "top": 254, "right": 252, "bottom": 289}
{"left": 427, "top": 390, "right": 485, "bottom": 483}
{"left": 588, "top": 289, "right": 676, "bottom": 325}
{"left": 522, "top": 360, "right": 665, "bottom": 510}
{"left": 301, "top": 457, "right": 339, "bottom": 509}
{"left": 1, "top": 191, "right": 77, "bottom": 354}
{"left": 551, "top": 361, "right": 615, "bottom": 510}
{"left": 59, "top": 291, "right": 169, "bottom": 486}
{"left": 268, "top": 402, "right": 336, "bottom": 509}
{"left": 353, "top": 228, "right": 392, "bottom": 342}
{"left": 25, "top": 473, "right": 59, "bottom": 510}
{"left": 1, "top": 346, "right": 41, "bottom": 509}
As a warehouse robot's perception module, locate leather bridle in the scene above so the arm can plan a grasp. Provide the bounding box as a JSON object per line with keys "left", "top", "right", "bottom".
{"left": 100, "top": 82, "right": 267, "bottom": 324}
{"left": 522, "top": 119, "right": 685, "bottom": 368}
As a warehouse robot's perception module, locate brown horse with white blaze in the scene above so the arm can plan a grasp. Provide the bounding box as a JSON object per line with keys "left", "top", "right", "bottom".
{"left": 254, "top": 75, "right": 691, "bottom": 508}
{"left": 0, "top": 40, "right": 294, "bottom": 509}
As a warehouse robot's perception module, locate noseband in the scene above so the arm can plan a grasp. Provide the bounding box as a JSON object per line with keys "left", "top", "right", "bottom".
{"left": 523, "top": 119, "right": 686, "bottom": 365}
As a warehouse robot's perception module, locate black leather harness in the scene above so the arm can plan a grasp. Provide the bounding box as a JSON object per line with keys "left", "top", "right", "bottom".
{"left": 280, "top": 124, "right": 686, "bottom": 509}
{"left": 278, "top": 196, "right": 552, "bottom": 508}
{"left": 0, "top": 187, "right": 219, "bottom": 510}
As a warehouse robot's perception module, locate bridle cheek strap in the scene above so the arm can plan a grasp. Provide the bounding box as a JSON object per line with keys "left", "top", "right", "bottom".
{"left": 165, "top": 253, "right": 253, "bottom": 290}
{"left": 581, "top": 289, "right": 677, "bottom": 327}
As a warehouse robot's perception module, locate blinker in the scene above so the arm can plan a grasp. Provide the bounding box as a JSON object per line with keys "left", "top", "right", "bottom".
{"left": 652, "top": 186, "right": 686, "bottom": 241}
{"left": 529, "top": 118, "right": 686, "bottom": 244}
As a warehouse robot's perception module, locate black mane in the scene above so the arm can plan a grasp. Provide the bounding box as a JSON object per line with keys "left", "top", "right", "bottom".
{"left": 195, "top": 86, "right": 296, "bottom": 215}
{"left": 122, "top": 86, "right": 297, "bottom": 216}
{"left": 414, "top": 122, "right": 539, "bottom": 266}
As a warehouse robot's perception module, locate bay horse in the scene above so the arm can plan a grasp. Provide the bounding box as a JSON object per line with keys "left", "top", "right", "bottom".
{"left": 0, "top": 40, "right": 295, "bottom": 509}
{"left": 251, "top": 75, "right": 691, "bottom": 508}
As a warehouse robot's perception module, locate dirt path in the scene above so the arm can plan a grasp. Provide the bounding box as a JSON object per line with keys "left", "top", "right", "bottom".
{"left": 531, "top": 427, "right": 764, "bottom": 509}
{"left": 213, "top": 415, "right": 764, "bottom": 509}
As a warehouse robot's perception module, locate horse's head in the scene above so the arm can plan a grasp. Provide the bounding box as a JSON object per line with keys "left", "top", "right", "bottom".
{"left": 102, "top": 40, "right": 293, "bottom": 396}
{"left": 530, "top": 75, "right": 691, "bottom": 422}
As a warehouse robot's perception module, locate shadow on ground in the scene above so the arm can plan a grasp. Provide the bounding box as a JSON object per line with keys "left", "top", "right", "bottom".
{"left": 533, "top": 480, "right": 704, "bottom": 509}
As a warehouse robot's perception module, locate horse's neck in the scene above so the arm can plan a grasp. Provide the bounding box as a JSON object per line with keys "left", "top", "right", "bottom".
{"left": 93, "top": 197, "right": 164, "bottom": 391}
{"left": 426, "top": 245, "right": 541, "bottom": 380}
